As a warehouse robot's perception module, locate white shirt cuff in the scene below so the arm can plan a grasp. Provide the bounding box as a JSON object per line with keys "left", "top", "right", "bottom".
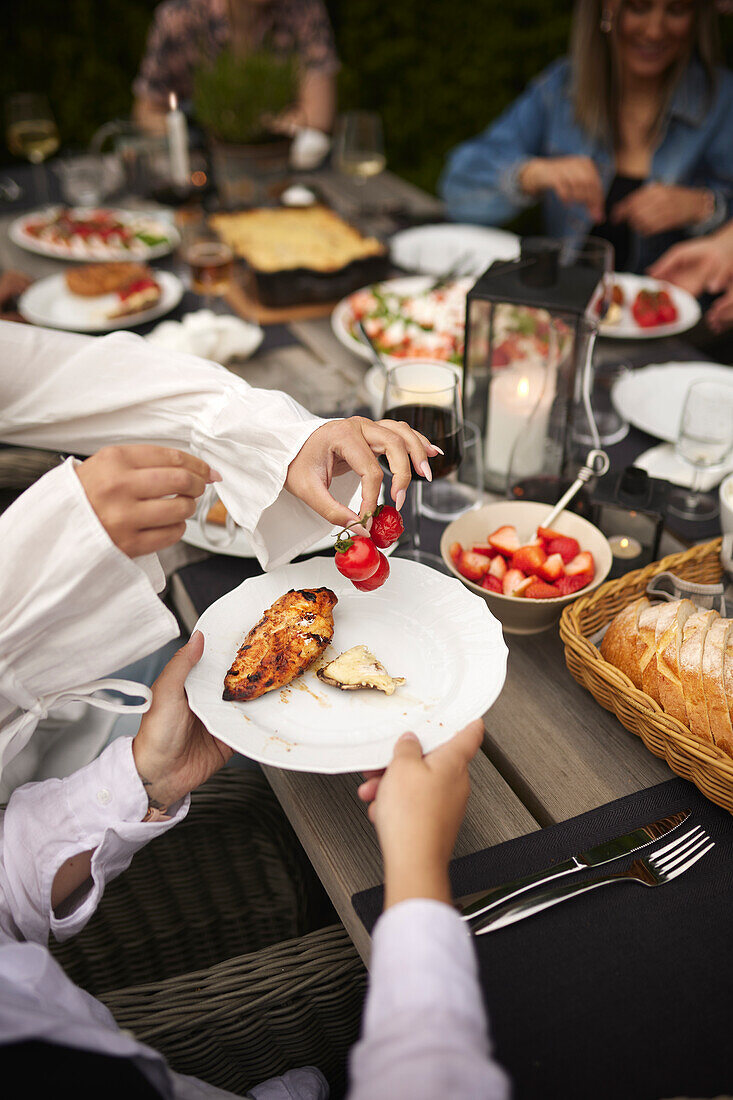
{"left": 2, "top": 737, "right": 188, "bottom": 944}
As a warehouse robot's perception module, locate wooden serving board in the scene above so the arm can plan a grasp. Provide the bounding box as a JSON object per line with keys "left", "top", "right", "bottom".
{"left": 225, "top": 274, "right": 339, "bottom": 325}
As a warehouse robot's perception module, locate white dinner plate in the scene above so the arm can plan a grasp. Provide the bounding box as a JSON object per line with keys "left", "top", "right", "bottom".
{"left": 611, "top": 361, "right": 733, "bottom": 441}
{"left": 185, "top": 556, "right": 508, "bottom": 773}
{"left": 9, "top": 206, "right": 179, "bottom": 261}
{"left": 599, "top": 272, "right": 700, "bottom": 339}
{"left": 18, "top": 271, "right": 184, "bottom": 332}
{"left": 331, "top": 274, "right": 464, "bottom": 363}
{"left": 390, "top": 223, "right": 520, "bottom": 277}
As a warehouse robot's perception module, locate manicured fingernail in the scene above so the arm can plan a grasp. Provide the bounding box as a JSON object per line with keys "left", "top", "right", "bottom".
{"left": 428, "top": 444, "right": 445, "bottom": 456}
{"left": 209, "top": 469, "right": 223, "bottom": 482}
{"left": 400, "top": 731, "right": 419, "bottom": 743}
{"left": 419, "top": 460, "right": 433, "bottom": 482}
{"left": 352, "top": 523, "right": 371, "bottom": 538}
{"left": 364, "top": 515, "right": 373, "bottom": 532}
{"left": 394, "top": 488, "right": 406, "bottom": 511}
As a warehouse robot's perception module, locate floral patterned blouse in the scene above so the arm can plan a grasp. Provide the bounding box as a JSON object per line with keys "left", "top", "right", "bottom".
{"left": 133, "top": 0, "right": 340, "bottom": 106}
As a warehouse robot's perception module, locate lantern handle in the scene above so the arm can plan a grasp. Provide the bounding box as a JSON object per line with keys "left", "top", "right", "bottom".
{"left": 538, "top": 447, "right": 609, "bottom": 534}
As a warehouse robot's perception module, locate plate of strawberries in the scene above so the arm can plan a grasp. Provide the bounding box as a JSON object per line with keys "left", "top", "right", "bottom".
{"left": 440, "top": 501, "right": 612, "bottom": 635}
{"left": 598, "top": 273, "right": 700, "bottom": 340}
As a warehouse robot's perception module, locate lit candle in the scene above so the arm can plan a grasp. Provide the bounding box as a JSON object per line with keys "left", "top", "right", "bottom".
{"left": 166, "top": 92, "right": 190, "bottom": 188}
{"left": 485, "top": 362, "right": 555, "bottom": 483}
{"left": 608, "top": 534, "right": 643, "bottom": 560}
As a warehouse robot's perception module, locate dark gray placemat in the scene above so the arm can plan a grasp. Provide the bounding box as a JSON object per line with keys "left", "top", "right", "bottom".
{"left": 353, "top": 777, "right": 733, "bottom": 1100}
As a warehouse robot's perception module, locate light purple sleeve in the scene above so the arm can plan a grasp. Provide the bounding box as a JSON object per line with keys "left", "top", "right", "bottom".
{"left": 347, "top": 898, "right": 510, "bottom": 1099}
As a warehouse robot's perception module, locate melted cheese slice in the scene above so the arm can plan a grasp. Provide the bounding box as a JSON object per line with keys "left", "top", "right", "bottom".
{"left": 317, "top": 645, "right": 405, "bottom": 695}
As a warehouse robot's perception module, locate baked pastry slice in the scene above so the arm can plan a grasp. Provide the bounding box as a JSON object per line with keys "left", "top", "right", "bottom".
{"left": 600, "top": 596, "right": 649, "bottom": 689}
{"left": 656, "top": 599, "right": 697, "bottom": 722}
{"left": 223, "top": 587, "right": 337, "bottom": 702}
{"left": 701, "top": 617, "right": 733, "bottom": 745}
{"left": 679, "top": 608, "right": 719, "bottom": 742}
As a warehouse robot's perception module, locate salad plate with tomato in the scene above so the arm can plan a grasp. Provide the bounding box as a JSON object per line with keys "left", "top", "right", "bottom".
{"left": 184, "top": 555, "right": 507, "bottom": 773}
{"left": 9, "top": 206, "right": 179, "bottom": 261}
{"left": 598, "top": 273, "right": 699, "bottom": 339}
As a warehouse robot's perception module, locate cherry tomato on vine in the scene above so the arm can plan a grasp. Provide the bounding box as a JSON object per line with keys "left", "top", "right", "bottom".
{"left": 334, "top": 534, "right": 380, "bottom": 582}
{"left": 353, "top": 550, "right": 390, "bottom": 591}
{"left": 369, "top": 504, "right": 404, "bottom": 549}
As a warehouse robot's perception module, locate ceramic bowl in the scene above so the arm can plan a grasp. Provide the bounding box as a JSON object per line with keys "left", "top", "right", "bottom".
{"left": 440, "top": 500, "right": 613, "bottom": 635}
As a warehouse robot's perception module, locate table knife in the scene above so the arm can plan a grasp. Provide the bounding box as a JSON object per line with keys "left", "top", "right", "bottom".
{"left": 459, "top": 809, "right": 690, "bottom": 923}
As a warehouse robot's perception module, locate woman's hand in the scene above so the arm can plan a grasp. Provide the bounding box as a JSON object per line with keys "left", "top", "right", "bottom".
{"left": 76, "top": 444, "right": 221, "bottom": 558}
{"left": 284, "top": 416, "right": 441, "bottom": 533}
{"left": 648, "top": 234, "right": 733, "bottom": 297}
{"left": 132, "top": 632, "right": 233, "bottom": 812}
{"left": 612, "top": 184, "right": 712, "bottom": 236}
{"left": 519, "top": 156, "right": 605, "bottom": 223}
{"left": 358, "top": 720, "right": 485, "bottom": 909}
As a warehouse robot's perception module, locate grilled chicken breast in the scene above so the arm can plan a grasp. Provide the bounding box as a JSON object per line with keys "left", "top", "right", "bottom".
{"left": 223, "top": 587, "right": 337, "bottom": 702}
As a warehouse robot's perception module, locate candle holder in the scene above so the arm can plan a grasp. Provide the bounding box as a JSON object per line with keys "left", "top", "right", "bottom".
{"left": 591, "top": 465, "right": 668, "bottom": 579}
{"left": 463, "top": 237, "right": 602, "bottom": 494}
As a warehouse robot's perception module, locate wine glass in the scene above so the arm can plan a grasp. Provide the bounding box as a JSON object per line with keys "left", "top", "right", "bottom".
{"left": 381, "top": 360, "right": 464, "bottom": 572}
{"left": 333, "top": 111, "right": 385, "bottom": 212}
{"left": 181, "top": 225, "right": 234, "bottom": 313}
{"left": 5, "top": 93, "right": 60, "bottom": 204}
{"left": 668, "top": 380, "right": 733, "bottom": 521}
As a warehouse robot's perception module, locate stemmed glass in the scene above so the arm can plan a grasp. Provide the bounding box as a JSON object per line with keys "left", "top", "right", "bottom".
{"left": 333, "top": 111, "right": 386, "bottom": 185}
{"left": 5, "top": 93, "right": 59, "bottom": 204}
{"left": 381, "top": 360, "right": 464, "bottom": 571}
{"left": 668, "top": 380, "right": 733, "bottom": 521}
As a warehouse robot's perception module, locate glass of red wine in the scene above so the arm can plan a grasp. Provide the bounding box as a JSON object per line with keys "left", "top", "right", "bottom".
{"left": 381, "top": 360, "right": 464, "bottom": 572}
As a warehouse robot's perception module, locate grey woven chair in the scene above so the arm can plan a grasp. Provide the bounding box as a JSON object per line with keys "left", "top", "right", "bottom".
{"left": 50, "top": 769, "right": 367, "bottom": 1098}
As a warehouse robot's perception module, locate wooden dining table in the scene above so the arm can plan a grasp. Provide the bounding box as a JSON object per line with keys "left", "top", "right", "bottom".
{"left": 0, "top": 161, "right": 723, "bottom": 969}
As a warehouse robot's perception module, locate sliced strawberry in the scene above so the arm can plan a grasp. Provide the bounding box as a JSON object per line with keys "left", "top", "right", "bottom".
{"left": 539, "top": 552, "right": 565, "bottom": 582}
{"left": 566, "top": 550, "right": 595, "bottom": 578}
{"left": 449, "top": 541, "right": 463, "bottom": 567}
{"left": 481, "top": 574, "right": 503, "bottom": 593}
{"left": 471, "top": 544, "right": 497, "bottom": 558}
{"left": 537, "top": 525, "right": 567, "bottom": 543}
{"left": 488, "top": 554, "right": 507, "bottom": 581}
{"left": 457, "top": 550, "right": 490, "bottom": 582}
{"left": 525, "top": 579, "right": 560, "bottom": 600}
{"left": 502, "top": 568, "right": 526, "bottom": 596}
{"left": 555, "top": 573, "right": 590, "bottom": 596}
{"left": 513, "top": 575, "right": 536, "bottom": 597}
{"left": 511, "top": 543, "right": 547, "bottom": 575}
{"left": 488, "top": 524, "right": 521, "bottom": 556}
{"left": 545, "top": 535, "right": 580, "bottom": 564}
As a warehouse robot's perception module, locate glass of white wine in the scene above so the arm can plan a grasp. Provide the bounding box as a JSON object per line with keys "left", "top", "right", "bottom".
{"left": 668, "top": 379, "right": 733, "bottom": 521}
{"left": 6, "top": 93, "right": 60, "bottom": 204}
{"left": 333, "top": 111, "right": 386, "bottom": 199}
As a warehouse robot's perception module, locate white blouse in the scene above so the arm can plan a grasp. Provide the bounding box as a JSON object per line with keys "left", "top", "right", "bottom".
{"left": 0, "top": 321, "right": 358, "bottom": 794}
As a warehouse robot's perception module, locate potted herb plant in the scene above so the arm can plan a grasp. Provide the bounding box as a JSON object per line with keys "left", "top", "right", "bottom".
{"left": 194, "top": 49, "right": 298, "bottom": 205}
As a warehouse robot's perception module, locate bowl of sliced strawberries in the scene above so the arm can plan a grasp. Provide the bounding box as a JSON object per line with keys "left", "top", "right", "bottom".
{"left": 440, "top": 501, "right": 612, "bottom": 634}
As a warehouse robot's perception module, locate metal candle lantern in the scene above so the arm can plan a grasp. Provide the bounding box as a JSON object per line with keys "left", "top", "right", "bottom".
{"left": 462, "top": 238, "right": 602, "bottom": 494}
{"left": 592, "top": 465, "right": 668, "bottom": 580}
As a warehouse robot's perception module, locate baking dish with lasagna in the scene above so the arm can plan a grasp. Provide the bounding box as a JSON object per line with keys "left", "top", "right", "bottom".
{"left": 209, "top": 205, "right": 389, "bottom": 307}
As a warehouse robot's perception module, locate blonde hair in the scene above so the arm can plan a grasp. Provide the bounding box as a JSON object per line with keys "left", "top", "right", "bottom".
{"left": 570, "top": 0, "right": 721, "bottom": 143}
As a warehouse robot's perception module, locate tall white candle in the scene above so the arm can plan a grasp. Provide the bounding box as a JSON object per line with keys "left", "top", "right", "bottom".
{"left": 485, "top": 362, "right": 555, "bottom": 483}
{"left": 166, "top": 92, "right": 190, "bottom": 188}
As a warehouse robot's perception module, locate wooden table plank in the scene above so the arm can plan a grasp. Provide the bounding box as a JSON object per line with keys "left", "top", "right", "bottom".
{"left": 264, "top": 751, "right": 538, "bottom": 965}
{"left": 483, "top": 629, "right": 672, "bottom": 827}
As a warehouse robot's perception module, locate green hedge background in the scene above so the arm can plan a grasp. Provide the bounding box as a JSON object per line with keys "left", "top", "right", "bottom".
{"left": 2, "top": 2, "right": 732, "bottom": 192}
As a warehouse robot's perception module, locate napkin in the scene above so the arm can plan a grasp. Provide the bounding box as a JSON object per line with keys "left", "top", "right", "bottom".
{"left": 145, "top": 310, "right": 263, "bottom": 365}
{"left": 634, "top": 441, "right": 733, "bottom": 490}
{"left": 289, "top": 127, "right": 331, "bottom": 170}
{"left": 352, "top": 777, "right": 733, "bottom": 1100}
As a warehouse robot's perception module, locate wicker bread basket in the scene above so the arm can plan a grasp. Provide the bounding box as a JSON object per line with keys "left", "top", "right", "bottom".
{"left": 559, "top": 538, "right": 733, "bottom": 814}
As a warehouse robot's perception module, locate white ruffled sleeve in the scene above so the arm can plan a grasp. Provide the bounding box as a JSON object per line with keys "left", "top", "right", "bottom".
{"left": 0, "top": 321, "right": 359, "bottom": 568}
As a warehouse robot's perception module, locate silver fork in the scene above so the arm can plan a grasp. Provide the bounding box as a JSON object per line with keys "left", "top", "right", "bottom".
{"left": 472, "top": 825, "right": 714, "bottom": 936}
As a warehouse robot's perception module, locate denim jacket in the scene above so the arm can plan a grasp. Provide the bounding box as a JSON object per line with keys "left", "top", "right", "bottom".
{"left": 439, "top": 57, "right": 733, "bottom": 272}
